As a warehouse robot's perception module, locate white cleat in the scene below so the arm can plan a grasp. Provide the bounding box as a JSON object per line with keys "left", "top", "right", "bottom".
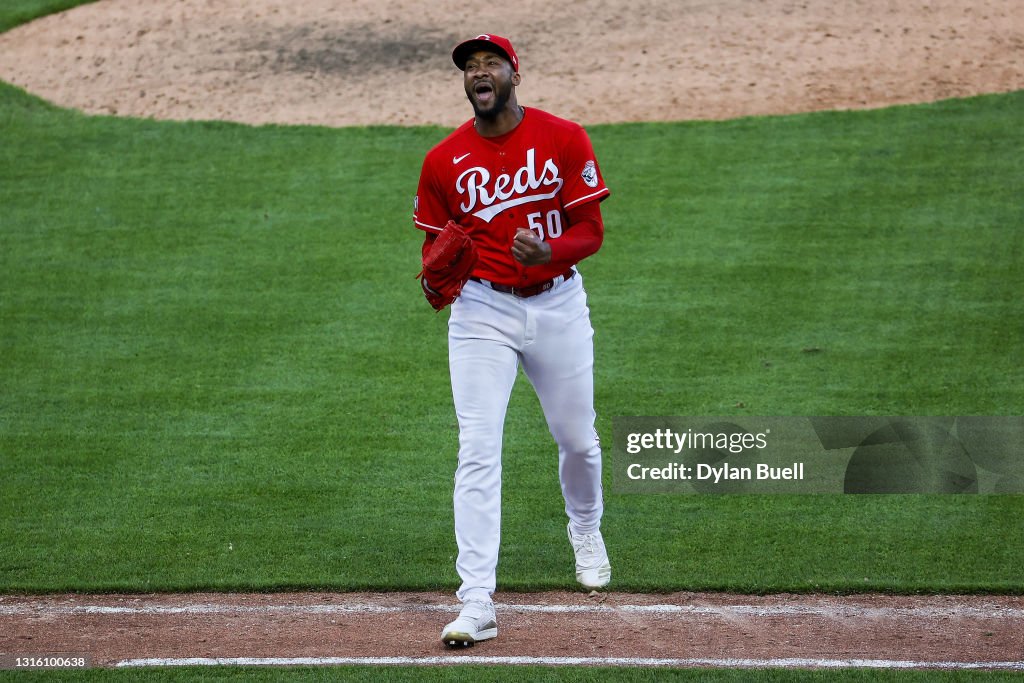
{"left": 440, "top": 600, "right": 498, "bottom": 647}
{"left": 568, "top": 523, "right": 612, "bottom": 589}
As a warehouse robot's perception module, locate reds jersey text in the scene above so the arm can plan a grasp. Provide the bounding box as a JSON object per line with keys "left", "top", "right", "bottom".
{"left": 415, "top": 107, "right": 610, "bottom": 286}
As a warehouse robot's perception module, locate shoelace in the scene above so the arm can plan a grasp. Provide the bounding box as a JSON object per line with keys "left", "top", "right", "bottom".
{"left": 575, "top": 533, "right": 599, "bottom": 555}
{"left": 463, "top": 601, "right": 492, "bottom": 620}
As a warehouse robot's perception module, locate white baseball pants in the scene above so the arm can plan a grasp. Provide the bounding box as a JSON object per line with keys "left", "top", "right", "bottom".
{"left": 447, "top": 271, "right": 604, "bottom": 604}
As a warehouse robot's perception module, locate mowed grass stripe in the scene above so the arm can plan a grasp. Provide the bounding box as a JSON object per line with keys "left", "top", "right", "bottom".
{"left": 3, "top": 3, "right": 1023, "bottom": 596}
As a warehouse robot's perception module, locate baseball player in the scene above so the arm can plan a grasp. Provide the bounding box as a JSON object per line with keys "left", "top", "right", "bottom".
{"left": 414, "top": 34, "right": 612, "bottom": 647}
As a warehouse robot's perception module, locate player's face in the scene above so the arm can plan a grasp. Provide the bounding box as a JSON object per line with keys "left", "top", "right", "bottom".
{"left": 463, "top": 50, "right": 520, "bottom": 119}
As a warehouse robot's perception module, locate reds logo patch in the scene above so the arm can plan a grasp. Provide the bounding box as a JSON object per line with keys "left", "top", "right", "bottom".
{"left": 581, "top": 161, "right": 598, "bottom": 188}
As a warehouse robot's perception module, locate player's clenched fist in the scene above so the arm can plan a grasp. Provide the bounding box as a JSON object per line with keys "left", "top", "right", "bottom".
{"left": 511, "top": 228, "right": 551, "bottom": 266}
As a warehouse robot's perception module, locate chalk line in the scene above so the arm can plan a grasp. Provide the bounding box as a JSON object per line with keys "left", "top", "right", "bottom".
{"left": 114, "top": 655, "right": 1024, "bottom": 670}
{"left": 3, "top": 601, "right": 1023, "bottom": 619}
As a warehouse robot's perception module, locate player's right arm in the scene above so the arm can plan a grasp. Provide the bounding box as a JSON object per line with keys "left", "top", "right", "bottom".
{"left": 422, "top": 232, "right": 437, "bottom": 260}
{"left": 414, "top": 150, "right": 475, "bottom": 309}
{"left": 414, "top": 152, "right": 451, "bottom": 235}
{"left": 414, "top": 151, "right": 450, "bottom": 259}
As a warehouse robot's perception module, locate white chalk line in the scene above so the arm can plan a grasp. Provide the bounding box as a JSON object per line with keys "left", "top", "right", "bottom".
{"left": 5, "top": 598, "right": 1022, "bottom": 671}
{"left": 113, "top": 655, "right": 1024, "bottom": 671}
{"left": 2, "top": 601, "right": 1023, "bottom": 619}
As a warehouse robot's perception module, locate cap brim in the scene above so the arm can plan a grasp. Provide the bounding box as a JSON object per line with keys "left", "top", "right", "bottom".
{"left": 452, "top": 40, "right": 514, "bottom": 71}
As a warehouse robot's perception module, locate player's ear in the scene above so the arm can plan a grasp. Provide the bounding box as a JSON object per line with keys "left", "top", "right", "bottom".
{"left": 512, "top": 72, "right": 522, "bottom": 86}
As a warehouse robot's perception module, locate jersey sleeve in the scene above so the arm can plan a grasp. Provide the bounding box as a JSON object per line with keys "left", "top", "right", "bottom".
{"left": 559, "top": 125, "right": 610, "bottom": 212}
{"left": 413, "top": 153, "right": 451, "bottom": 234}
{"left": 547, "top": 200, "right": 604, "bottom": 267}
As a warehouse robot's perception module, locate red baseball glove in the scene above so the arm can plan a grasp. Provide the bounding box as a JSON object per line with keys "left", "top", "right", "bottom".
{"left": 419, "top": 220, "right": 478, "bottom": 311}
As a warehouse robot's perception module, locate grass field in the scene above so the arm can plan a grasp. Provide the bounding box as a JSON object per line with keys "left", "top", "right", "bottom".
{"left": 6, "top": 665, "right": 1024, "bottom": 682}
{"left": 3, "top": 74, "right": 1022, "bottom": 595}
{"left": 0, "top": 0, "right": 96, "bottom": 33}
{"left": 2, "top": 1, "right": 1023, "bottom": 679}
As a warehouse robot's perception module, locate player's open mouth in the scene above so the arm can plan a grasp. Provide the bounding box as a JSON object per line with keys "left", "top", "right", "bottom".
{"left": 474, "top": 82, "right": 494, "bottom": 104}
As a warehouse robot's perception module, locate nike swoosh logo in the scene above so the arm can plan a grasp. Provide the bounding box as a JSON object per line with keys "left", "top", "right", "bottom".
{"left": 453, "top": 153, "right": 471, "bottom": 164}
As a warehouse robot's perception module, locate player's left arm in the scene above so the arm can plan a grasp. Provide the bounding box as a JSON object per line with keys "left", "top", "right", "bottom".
{"left": 511, "top": 201, "right": 604, "bottom": 267}
{"left": 513, "top": 123, "right": 609, "bottom": 267}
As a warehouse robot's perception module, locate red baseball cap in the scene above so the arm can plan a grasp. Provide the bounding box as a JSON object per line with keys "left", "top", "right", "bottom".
{"left": 452, "top": 34, "right": 519, "bottom": 73}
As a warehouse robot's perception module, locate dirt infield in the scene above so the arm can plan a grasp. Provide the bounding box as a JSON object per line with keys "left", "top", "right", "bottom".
{"left": 0, "top": 0, "right": 1021, "bottom": 127}
{"left": 3, "top": 591, "right": 1024, "bottom": 671}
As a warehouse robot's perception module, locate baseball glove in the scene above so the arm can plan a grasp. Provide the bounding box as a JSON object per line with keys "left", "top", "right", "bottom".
{"left": 419, "top": 220, "right": 478, "bottom": 311}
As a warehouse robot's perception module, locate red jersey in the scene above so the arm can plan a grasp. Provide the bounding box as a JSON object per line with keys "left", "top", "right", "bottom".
{"left": 414, "top": 107, "right": 610, "bottom": 286}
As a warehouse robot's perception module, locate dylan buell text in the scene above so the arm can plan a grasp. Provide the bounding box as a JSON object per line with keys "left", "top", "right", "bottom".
{"left": 625, "top": 462, "right": 805, "bottom": 482}
{"left": 623, "top": 427, "right": 805, "bottom": 485}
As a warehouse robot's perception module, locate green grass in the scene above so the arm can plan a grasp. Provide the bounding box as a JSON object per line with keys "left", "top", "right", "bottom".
{"left": 3, "top": 0, "right": 1022, "bottom": 600}
{"left": 4, "top": 666, "right": 1024, "bottom": 682}
{"left": 2, "top": 3, "right": 1023, "bottom": 681}
{"left": 592, "top": 102, "right": 1023, "bottom": 415}
{"left": 0, "top": 0, "right": 100, "bottom": 33}
{"left": 3, "top": 49, "right": 1024, "bottom": 595}
{"left": 3, "top": 79, "right": 1022, "bottom": 594}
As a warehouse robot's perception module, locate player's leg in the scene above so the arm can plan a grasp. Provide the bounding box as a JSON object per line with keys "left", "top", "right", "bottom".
{"left": 447, "top": 281, "right": 523, "bottom": 603}
{"left": 520, "top": 274, "right": 610, "bottom": 588}
{"left": 520, "top": 274, "right": 604, "bottom": 535}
